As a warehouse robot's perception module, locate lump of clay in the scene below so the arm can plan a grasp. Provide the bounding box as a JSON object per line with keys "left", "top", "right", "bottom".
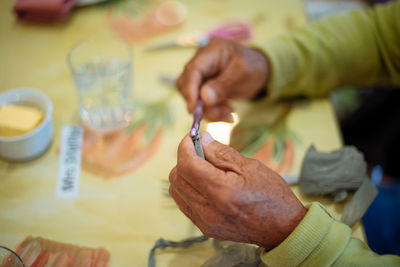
{"left": 299, "top": 145, "right": 367, "bottom": 200}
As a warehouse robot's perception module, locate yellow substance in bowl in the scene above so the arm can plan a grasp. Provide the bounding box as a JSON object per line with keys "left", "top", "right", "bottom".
{"left": 0, "top": 104, "right": 43, "bottom": 137}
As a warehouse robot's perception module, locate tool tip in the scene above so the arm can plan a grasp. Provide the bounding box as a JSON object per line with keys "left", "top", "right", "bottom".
{"left": 190, "top": 128, "right": 197, "bottom": 138}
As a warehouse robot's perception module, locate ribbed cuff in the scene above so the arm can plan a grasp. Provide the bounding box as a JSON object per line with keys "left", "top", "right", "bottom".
{"left": 260, "top": 202, "right": 351, "bottom": 266}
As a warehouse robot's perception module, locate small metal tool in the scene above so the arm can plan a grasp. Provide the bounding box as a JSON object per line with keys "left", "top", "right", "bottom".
{"left": 146, "top": 21, "right": 252, "bottom": 52}
{"left": 190, "top": 99, "right": 205, "bottom": 159}
{"left": 192, "top": 133, "right": 204, "bottom": 159}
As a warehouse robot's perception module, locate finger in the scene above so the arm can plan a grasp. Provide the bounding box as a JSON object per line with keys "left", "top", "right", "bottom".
{"left": 178, "top": 49, "right": 221, "bottom": 112}
{"left": 180, "top": 43, "right": 232, "bottom": 112}
{"left": 173, "top": 174, "right": 208, "bottom": 205}
{"left": 200, "top": 132, "right": 247, "bottom": 175}
{"left": 170, "top": 157, "right": 243, "bottom": 242}
{"left": 180, "top": 69, "right": 202, "bottom": 113}
{"left": 169, "top": 185, "right": 194, "bottom": 219}
{"left": 171, "top": 186, "right": 244, "bottom": 242}
{"left": 170, "top": 166, "right": 208, "bottom": 206}
{"left": 203, "top": 102, "right": 233, "bottom": 122}
{"left": 200, "top": 62, "right": 239, "bottom": 107}
{"left": 177, "top": 134, "right": 230, "bottom": 193}
{"left": 176, "top": 75, "right": 183, "bottom": 91}
{"left": 170, "top": 181, "right": 230, "bottom": 240}
{"left": 169, "top": 166, "right": 178, "bottom": 184}
{"left": 169, "top": 184, "right": 210, "bottom": 231}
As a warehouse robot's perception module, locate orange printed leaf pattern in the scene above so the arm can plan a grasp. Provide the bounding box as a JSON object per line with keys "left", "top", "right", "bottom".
{"left": 230, "top": 103, "right": 297, "bottom": 175}
{"left": 10, "top": 236, "right": 110, "bottom": 267}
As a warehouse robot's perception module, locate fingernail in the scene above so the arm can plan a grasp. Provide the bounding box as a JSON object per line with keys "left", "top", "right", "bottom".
{"left": 203, "top": 87, "right": 217, "bottom": 105}
{"left": 201, "top": 132, "right": 214, "bottom": 145}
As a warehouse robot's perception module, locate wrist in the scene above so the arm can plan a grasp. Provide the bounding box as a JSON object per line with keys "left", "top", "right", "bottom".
{"left": 267, "top": 205, "right": 307, "bottom": 250}
{"left": 253, "top": 202, "right": 307, "bottom": 251}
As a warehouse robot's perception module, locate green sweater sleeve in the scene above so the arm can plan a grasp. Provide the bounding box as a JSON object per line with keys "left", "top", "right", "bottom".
{"left": 261, "top": 202, "right": 400, "bottom": 266}
{"left": 264, "top": 0, "right": 400, "bottom": 100}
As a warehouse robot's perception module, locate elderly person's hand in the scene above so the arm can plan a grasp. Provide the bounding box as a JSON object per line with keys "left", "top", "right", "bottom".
{"left": 176, "top": 38, "right": 269, "bottom": 122}
{"left": 169, "top": 132, "right": 306, "bottom": 250}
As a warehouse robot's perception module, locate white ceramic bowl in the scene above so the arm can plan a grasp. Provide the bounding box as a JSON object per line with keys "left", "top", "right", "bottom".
{"left": 0, "top": 88, "right": 53, "bottom": 161}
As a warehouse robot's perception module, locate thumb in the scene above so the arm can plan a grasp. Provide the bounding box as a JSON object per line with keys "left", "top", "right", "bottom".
{"left": 200, "top": 132, "right": 246, "bottom": 174}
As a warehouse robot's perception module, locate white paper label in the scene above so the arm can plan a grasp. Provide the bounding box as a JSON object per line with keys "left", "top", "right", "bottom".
{"left": 56, "top": 125, "right": 83, "bottom": 199}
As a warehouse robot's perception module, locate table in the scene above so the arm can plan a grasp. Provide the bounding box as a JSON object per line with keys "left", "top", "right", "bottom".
{"left": 0, "top": 0, "right": 365, "bottom": 266}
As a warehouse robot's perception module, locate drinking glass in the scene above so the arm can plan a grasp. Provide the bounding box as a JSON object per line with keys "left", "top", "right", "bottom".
{"left": 68, "top": 35, "right": 134, "bottom": 132}
{"left": 0, "top": 246, "right": 24, "bottom": 267}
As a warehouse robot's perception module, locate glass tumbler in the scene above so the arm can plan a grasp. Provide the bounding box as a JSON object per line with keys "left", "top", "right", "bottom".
{"left": 68, "top": 36, "right": 134, "bottom": 132}
{"left": 0, "top": 246, "right": 24, "bottom": 267}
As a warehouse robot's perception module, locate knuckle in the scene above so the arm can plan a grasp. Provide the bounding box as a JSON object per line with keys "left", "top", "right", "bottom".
{"left": 215, "top": 146, "right": 235, "bottom": 162}
{"left": 184, "top": 62, "right": 194, "bottom": 72}
{"left": 206, "top": 38, "right": 228, "bottom": 53}
{"left": 232, "top": 61, "right": 250, "bottom": 80}
{"left": 168, "top": 167, "right": 177, "bottom": 183}
{"left": 176, "top": 158, "right": 194, "bottom": 178}
{"left": 176, "top": 76, "right": 183, "bottom": 89}
{"left": 245, "top": 158, "right": 264, "bottom": 174}
{"left": 246, "top": 158, "right": 259, "bottom": 169}
{"left": 176, "top": 161, "right": 186, "bottom": 176}
{"left": 184, "top": 56, "right": 203, "bottom": 73}
{"left": 206, "top": 38, "right": 218, "bottom": 47}
{"left": 209, "top": 37, "right": 224, "bottom": 46}
{"left": 196, "top": 45, "right": 207, "bottom": 54}
{"left": 168, "top": 186, "right": 175, "bottom": 198}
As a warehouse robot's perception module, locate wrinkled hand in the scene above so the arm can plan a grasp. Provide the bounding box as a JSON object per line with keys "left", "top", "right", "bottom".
{"left": 176, "top": 38, "right": 269, "bottom": 122}
{"left": 169, "top": 132, "right": 307, "bottom": 250}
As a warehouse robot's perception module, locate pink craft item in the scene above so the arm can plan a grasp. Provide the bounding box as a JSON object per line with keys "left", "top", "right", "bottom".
{"left": 207, "top": 22, "right": 252, "bottom": 41}
{"left": 13, "top": 0, "right": 80, "bottom": 22}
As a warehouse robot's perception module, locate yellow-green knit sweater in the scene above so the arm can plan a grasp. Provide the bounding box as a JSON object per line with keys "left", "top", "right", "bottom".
{"left": 261, "top": 1, "right": 400, "bottom": 266}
